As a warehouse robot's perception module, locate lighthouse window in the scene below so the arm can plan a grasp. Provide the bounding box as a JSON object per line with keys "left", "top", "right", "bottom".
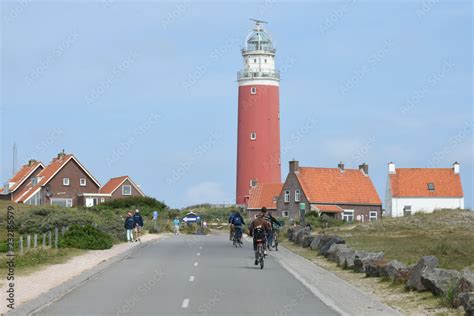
{"left": 250, "top": 179, "right": 257, "bottom": 188}
{"left": 250, "top": 87, "right": 257, "bottom": 94}
{"left": 250, "top": 132, "right": 257, "bottom": 140}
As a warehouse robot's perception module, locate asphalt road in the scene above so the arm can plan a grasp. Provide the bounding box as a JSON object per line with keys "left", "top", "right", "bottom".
{"left": 35, "top": 233, "right": 339, "bottom": 316}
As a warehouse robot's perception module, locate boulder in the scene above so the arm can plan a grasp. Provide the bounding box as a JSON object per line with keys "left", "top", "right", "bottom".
{"left": 309, "top": 235, "right": 325, "bottom": 251}
{"left": 380, "top": 260, "right": 407, "bottom": 282}
{"left": 421, "top": 268, "right": 461, "bottom": 296}
{"left": 295, "top": 228, "right": 311, "bottom": 246}
{"left": 365, "top": 259, "right": 389, "bottom": 278}
{"left": 453, "top": 270, "right": 474, "bottom": 308}
{"left": 353, "top": 252, "right": 385, "bottom": 273}
{"left": 406, "top": 256, "right": 439, "bottom": 291}
{"left": 287, "top": 227, "right": 301, "bottom": 242}
{"left": 458, "top": 292, "right": 474, "bottom": 316}
{"left": 302, "top": 235, "right": 315, "bottom": 248}
{"left": 335, "top": 248, "right": 355, "bottom": 267}
{"left": 327, "top": 244, "right": 352, "bottom": 262}
{"left": 393, "top": 265, "right": 415, "bottom": 284}
{"left": 343, "top": 251, "right": 367, "bottom": 269}
{"left": 319, "top": 236, "right": 345, "bottom": 256}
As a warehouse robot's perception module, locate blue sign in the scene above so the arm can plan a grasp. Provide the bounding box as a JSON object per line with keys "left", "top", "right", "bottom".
{"left": 183, "top": 212, "right": 198, "bottom": 223}
{"left": 153, "top": 211, "right": 158, "bottom": 220}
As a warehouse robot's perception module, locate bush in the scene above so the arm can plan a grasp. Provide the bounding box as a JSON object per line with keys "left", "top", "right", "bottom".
{"left": 96, "top": 196, "right": 166, "bottom": 217}
{"left": 60, "top": 225, "right": 113, "bottom": 250}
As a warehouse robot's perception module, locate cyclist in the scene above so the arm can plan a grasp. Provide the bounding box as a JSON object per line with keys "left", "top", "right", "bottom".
{"left": 248, "top": 213, "right": 271, "bottom": 265}
{"left": 265, "top": 211, "right": 281, "bottom": 250}
{"left": 230, "top": 211, "right": 245, "bottom": 244}
{"left": 228, "top": 210, "right": 236, "bottom": 241}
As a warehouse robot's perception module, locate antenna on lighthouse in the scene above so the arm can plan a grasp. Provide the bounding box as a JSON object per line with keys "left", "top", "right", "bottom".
{"left": 249, "top": 18, "right": 268, "bottom": 24}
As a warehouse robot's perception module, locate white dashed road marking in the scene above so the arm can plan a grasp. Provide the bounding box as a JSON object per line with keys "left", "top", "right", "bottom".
{"left": 194, "top": 262, "right": 198, "bottom": 267}
{"left": 189, "top": 275, "right": 195, "bottom": 282}
{"left": 181, "top": 299, "right": 190, "bottom": 308}
{"left": 197, "top": 253, "right": 200, "bottom": 256}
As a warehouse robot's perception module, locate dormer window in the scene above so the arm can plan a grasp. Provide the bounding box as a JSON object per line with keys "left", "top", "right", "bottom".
{"left": 31, "top": 177, "right": 38, "bottom": 186}
{"left": 427, "top": 183, "right": 435, "bottom": 191}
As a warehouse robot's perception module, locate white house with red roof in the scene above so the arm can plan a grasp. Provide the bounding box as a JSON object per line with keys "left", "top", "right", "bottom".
{"left": 385, "top": 162, "right": 464, "bottom": 217}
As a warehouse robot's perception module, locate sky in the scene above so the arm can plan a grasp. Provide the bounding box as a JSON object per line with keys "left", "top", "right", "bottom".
{"left": 0, "top": 1, "right": 472, "bottom": 209}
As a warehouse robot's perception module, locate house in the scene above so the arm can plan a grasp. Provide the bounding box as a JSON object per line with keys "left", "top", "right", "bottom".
{"left": 78, "top": 176, "right": 145, "bottom": 207}
{"left": 246, "top": 182, "right": 283, "bottom": 219}
{"left": 384, "top": 162, "right": 464, "bottom": 217}
{"left": 14, "top": 152, "right": 101, "bottom": 207}
{"left": 277, "top": 160, "right": 382, "bottom": 222}
{"left": 1, "top": 160, "right": 44, "bottom": 201}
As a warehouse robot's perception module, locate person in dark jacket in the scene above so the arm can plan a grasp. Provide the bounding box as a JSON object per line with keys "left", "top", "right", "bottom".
{"left": 124, "top": 212, "right": 135, "bottom": 242}
{"left": 230, "top": 211, "right": 245, "bottom": 242}
{"left": 133, "top": 209, "right": 144, "bottom": 242}
{"left": 248, "top": 213, "right": 271, "bottom": 265}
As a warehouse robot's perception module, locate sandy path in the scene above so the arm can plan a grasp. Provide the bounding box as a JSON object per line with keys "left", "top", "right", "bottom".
{"left": 0, "top": 234, "right": 165, "bottom": 314}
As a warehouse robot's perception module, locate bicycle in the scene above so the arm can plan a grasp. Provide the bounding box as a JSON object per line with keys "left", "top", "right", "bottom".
{"left": 273, "top": 228, "right": 279, "bottom": 251}
{"left": 233, "top": 226, "right": 243, "bottom": 247}
{"left": 256, "top": 239, "right": 265, "bottom": 269}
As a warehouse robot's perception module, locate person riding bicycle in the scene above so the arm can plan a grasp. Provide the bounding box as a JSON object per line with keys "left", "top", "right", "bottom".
{"left": 248, "top": 213, "right": 271, "bottom": 265}
{"left": 228, "top": 210, "right": 236, "bottom": 241}
{"left": 230, "top": 211, "right": 245, "bottom": 243}
{"left": 259, "top": 208, "right": 281, "bottom": 250}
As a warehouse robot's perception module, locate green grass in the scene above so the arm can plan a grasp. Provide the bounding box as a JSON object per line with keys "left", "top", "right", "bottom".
{"left": 314, "top": 209, "right": 474, "bottom": 271}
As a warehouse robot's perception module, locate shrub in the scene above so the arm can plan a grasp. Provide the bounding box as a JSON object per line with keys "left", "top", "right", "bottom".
{"left": 60, "top": 225, "right": 113, "bottom": 250}
{"left": 96, "top": 196, "right": 166, "bottom": 217}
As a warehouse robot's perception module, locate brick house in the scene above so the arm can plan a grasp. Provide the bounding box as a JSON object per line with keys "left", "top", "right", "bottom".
{"left": 277, "top": 161, "right": 382, "bottom": 222}
{"left": 385, "top": 162, "right": 464, "bottom": 217}
{"left": 246, "top": 182, "right": 283, "bottom": 219}
{"left": 1, "top": 160, "right": 44, "bottom": 201}
{"left": 14, "top": 152, "right": 101, "bottom": 207}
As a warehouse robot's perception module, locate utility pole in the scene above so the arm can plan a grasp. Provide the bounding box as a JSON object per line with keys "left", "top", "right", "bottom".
{"left": 12, "top": 142, "right": 17, "bottom": 176}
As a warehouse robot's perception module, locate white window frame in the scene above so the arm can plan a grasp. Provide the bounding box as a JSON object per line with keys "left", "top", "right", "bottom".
{"left": 100, "top": 197, "right": 105, "bottom": 203}
{"left": 250, "top": 87, "right": 257, "bottom": 95}
{"left": 80, "top": 178, "right": 87, "bottom": 186}
{"left": 250, "top": 132, "right": 257, "bottom": 140}
{"left": 250, "top": 179, "right": 257, "bottom": 188}
{"left": 51, "top": 198, "right": 73, "bottom": 208}
{"left": 122, "top": 185, "right": 132, "bottom": 196}
{"left": 369, "top": 211, "right": 378, "bottom": 221}
{"left": 342, "top": 210, "right": 354, "bottom": 222}
{"left": 295, "top": 189, "right": 301, "bottom": 202}
{"left": 282, "top": 211, "right": 289, "bottom": 218}
{"left": 284, "top": 190, "right": 290, "bottom": 203}
{"left": 63, "top": 178, "right": 70, "bottom": 186}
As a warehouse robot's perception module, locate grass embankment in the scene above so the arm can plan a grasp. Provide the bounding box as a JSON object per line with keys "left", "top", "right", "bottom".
{"left": 319, "top": 209, "right": 474, "bottom": 271}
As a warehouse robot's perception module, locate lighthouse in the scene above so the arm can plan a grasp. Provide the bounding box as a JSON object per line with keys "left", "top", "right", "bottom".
{"left": 236, "top": 20, "right": 281, "bottom": 205}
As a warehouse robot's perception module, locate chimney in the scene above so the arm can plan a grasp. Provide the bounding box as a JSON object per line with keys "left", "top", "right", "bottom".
{"left": 28, "top": 159, "right": 37, "bottom": 166}
{"left": 289, "top": 160, "right": 299, "bottom": 173}
{"left": 358, "top": 163, "right": 369, "bottom": 175}
{"left": 388, "top": 162, "right": 396, "bottom": 174}
{"left": 338, "top": 161, "right": 344, "bottom": 172}
{"left": 57, "top": 149, "right": 66, "bottom": 159}
{"left": 453, "top": 161, "right": 460, "bottom": 174}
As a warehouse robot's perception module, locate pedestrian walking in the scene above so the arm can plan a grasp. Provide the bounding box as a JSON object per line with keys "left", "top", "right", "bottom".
{"left": 133, "top": 209, "right": 144, "bottom": 242}
{"left": 173, "top": 217, "right": 180, "bottom": 235}
{"left": 124, "top": 212, "right": 135, "bottom": 242}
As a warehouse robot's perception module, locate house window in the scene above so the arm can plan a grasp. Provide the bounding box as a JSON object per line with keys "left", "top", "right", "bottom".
{"left": 31, "top": 177, "right": 38, "bottom": 186}
{"left": 80, "top": 178, "right": 86, "bottom": 186}
{"left": 122, "top": 185, "right": 132, "bottom": 196}
{"left": 63, "top": 178, "right": 70, "bottom": 186}
{"left": 427, "top": 183, "right": 435, "bottom": 191}
{"left": 250, "top": 132, "right": 257, "bottom": 140}
{"left": 100, "top": 198, "right": 105, "bottom": 203}
{"left": 284, "top": 190, "right": 290, "bottom": 203}
{"left": 282, "top": 211, "right": 289, "bottom": 217}
{"left": 295, "top": 189, "right": 301, "bottom": 202}
{"left": 254, "top": 59, "right": 257, "bottom": 63}
{"left": 342, "top": 210, "right": 354, "bottom": 222}
{"left": 369, "top": 211, "right": 378, "bottom": 221}
{"left": 51, "top": 198, "right": 73, "bottom": 208}
{"left": 250, "top": 179, "right": 257, "bottom": 188}
{"left": 250, "top": 87, "right": 257, "bottom": 95}
{"left": 264, "top": 59, "right": 267, "bottom": 63}
{"left": 27, "top": 191, "right": 42, "bottom": 206}
{"left": 403, "top": 206, "right": 412, "bottom": 216}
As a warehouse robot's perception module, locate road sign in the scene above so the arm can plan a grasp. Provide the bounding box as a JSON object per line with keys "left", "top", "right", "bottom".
{"left": 183, "top": 212, "right": 198, "bottom": 223}
{"left": 153, "top": 211, "right": 158, "bottom": 220}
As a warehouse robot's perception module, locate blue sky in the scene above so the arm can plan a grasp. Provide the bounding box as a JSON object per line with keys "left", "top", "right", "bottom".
{"left": 1, "top": 1, "right": 472, "bottom": 209}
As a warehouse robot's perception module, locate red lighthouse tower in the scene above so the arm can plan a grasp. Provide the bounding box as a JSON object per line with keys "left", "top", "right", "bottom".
{"left": 236, "top": 20, "right": 281, "bottom": 205}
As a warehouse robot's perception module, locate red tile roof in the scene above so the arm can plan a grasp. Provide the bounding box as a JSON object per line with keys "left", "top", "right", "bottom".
{"left": 15, "top": 154, "right": 101, "bottom": 203}
{"left": 296, "top": 167, "right": 381, "bottom": 205}
{"left": 99, "top": 176, "right": 129, "bottom": 194}
{"left": 313, "top": 204, "right": 344, "bottom": 213}
{"left": 9, "top": 161, "right": 44, "bottom": 192}
{"left": 247, "top": 183, "right": 283, "bottom": 210}
{"left": 389, "top": 168, "right": 463, "bottom": 198}
{"left": 99, "top": 176, "right": 145, "bottom": 196}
